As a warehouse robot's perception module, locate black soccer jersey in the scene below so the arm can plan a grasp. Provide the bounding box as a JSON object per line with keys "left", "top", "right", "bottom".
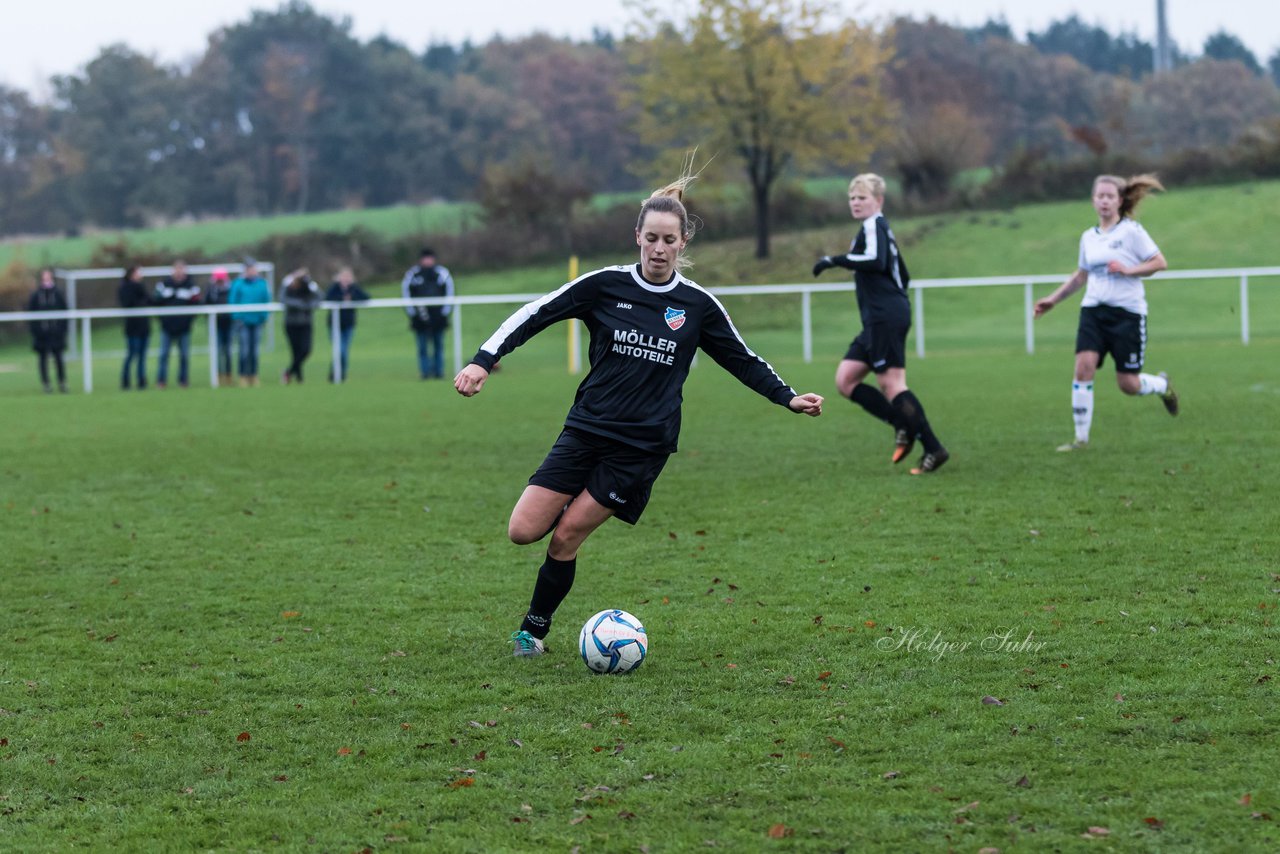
{"left": 830, "top": 213, "right": 911, "bottom": 325}
{"left": 471, "top": 264, "right": 798, "bottom": 453}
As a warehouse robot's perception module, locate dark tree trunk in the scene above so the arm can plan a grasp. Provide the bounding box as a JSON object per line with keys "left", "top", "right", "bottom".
{"left": 752, "top": 178, "right": 771, "bottom": 259}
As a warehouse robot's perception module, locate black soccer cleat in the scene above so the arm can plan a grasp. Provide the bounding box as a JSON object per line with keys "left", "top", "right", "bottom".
{"left": 1158, "top": 372, "right": 1178, "bottom": 416}
{"left": 910, "top": 448, "right": 950, "bottom": 475}
{"left": 892, "top": 427, "right": 915, "bottom": 464}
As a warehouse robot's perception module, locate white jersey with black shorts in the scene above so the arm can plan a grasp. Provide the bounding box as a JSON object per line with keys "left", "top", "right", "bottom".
{"left": 471, "top": 263, "right": 799, "bottom": 523}
{"left": 1075, "top": 218, "right": 1161, "bottom": 372}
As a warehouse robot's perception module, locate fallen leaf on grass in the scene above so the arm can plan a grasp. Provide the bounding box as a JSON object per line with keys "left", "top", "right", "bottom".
{"left": 954, "top": 801, "right": 979, "bottom": 814}
{"left": 569, "top": 814, "right": 591, "bottom": 825}
{"left": 1240, "top": 793, "right": 1252, "bottom": 806}
{"left": 1252, "top": 812, "right": 1273, "bottom": 821}
{"left": 1143, "top": 817, "right": 1164, "bottom": 829}
{"left": 337, "top": 747, "right": 353, "bottom": 756}
{"left": 446, "top": 777, "right": 474, "bottom": 789}
{"left": 1015, "top": 775, "right": 1031, "bottom": 788}
{"left": 1081, "top": 826, "right": 1110, "bottom": 839}
{"left": 236, "top": 732, "right": 251, "bottom": 743}
{"left": 510, "top": 738, "right": 524, "bottom": 748}
{"left": 979, "top": 848, "right": 1001, "bottom": 854}
{"left": 982, "top": 696, "right": 1005, "bottom": 706}
{"left": 826, "top": 736, "right": 846, "bottom": 750}
{"left": 273, "top": 775, "right": 288, "bottom": 782}
{"left": 618, "top": 810, "right": 636, "bottom": 820}
{"left": 882, "top": 770, "right": 901, "bottom": 780}
{"left": 766, "top": 824, "right": 793, "bottom": 839}
{"left": 817, "top": 671, "right": 832, "bottom": 681}
{"left": 281, "top": 611, "right": 300, "bottom": 619}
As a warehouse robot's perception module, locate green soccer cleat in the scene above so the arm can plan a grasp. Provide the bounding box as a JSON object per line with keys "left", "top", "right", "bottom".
{"left": 511, "top": 630, "right": 546, "bottom": 658}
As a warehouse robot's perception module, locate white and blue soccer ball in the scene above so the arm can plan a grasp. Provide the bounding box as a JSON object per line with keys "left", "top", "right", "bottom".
{"left": 579, "top": 609, "right": 648, "bottom": 674}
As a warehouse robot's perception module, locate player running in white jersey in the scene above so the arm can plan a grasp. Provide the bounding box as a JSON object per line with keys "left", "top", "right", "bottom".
{"left": 1034, "top": 173, "right": 1178, "bottom": 451}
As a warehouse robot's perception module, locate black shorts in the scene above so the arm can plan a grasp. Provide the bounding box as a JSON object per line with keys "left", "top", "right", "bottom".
{"left": 528, "top": 428, "right": 670, "bottom": 525}
{"left": 1076, "top": 305, "right": 1146, "bottom": 373}
{"left": 844, "top": 319, "right": 909, "bottom": 373}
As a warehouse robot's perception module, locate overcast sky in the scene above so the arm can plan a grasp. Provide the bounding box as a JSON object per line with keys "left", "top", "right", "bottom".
{"left": 3, "top": 0, "right": 1276, "bottom": 95}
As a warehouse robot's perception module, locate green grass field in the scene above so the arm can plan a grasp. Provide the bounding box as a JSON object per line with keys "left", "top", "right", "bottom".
{"left": 2, "top": 188, "right": 1278, "bottom": 851}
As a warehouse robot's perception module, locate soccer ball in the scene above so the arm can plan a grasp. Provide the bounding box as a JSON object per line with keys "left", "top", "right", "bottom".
{"left": 579, "top": 609, "right": 648, "bottom": 674}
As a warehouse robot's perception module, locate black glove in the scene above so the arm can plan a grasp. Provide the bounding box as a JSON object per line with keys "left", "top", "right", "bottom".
{"left": 812, "top": 256, "right": 835, "bottom": 277}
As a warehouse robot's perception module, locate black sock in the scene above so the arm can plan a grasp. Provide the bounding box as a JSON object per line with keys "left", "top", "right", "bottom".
{"left": 850, "top": 383, "right": 898, "bottom": 426}
{"left": 520, "top": 554, "right": 577, "bottom": 639}
{"left": 892, "top": 390, "right": 942, "bottom": 454}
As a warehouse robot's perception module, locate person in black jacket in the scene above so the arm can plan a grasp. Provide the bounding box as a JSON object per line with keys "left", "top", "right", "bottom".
{"left": 324, "top": 267, "right": 369, "bottom": 382}
{"left": 813, "top": 173, "right": 948, "bottom": 474}
{"left": 454, "top": 175, "right": 824, "bottom": 658}
{"left": 153, "top": 260, "right": 202, "bottom": 388}
{"left": 27, "top": 268, "right": 69, "bottom": 393}
{"left": 279, "top": 267, "right": 324, "bottom": 384}
{"left": 118, "top": 265, "right": 151, "bottom": 390}
{"left": 402, "top": 248, "right": 455, "bottom": 379}
{"left": 204, "top": 268, "right": 234, "bottom": 385}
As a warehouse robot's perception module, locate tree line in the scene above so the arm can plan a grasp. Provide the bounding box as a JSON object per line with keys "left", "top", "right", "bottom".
{"left": 1, "top": 0, "right": 1278, "bottom": 243}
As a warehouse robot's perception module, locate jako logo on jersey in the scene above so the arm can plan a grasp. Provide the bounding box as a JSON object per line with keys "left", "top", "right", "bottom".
{"left": 664, "top": 307, "right": 686, "bottom": 331}
{"left": 616, "top": 302, "right": 632, "bottom": 309}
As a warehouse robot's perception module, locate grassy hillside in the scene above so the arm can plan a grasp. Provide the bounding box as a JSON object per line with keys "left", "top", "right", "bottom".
{"left": 8, "top": 177, "right": 1277, "bottom": 278}
{"left": 0, "top": 201, "right": 477, "bottom": 270}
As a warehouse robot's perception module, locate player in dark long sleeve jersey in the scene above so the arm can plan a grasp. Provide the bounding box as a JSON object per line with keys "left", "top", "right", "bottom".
{"left": 455, "top": 176, "right": 825, "bottom": 658}
{"left": 813, "top": 173, "right": 949, "bottom": 474}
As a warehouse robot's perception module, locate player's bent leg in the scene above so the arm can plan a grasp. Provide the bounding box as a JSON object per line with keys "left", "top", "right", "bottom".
{"left": 548, "top": 491, "right": 616, "bottom": 561}
{"left": 835, "top": 359, "right": 872, "bottom": 400}
{"left": 509, "top": 485, "right": 575, "bottom": 545}
{"left": 514, "top": 491, "right": 615, "bottom": 656}
{"left": 1116, "top": 371, "right": 1141, "bottom": 396}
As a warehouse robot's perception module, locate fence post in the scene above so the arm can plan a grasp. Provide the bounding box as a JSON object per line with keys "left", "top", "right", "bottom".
{"left": 208, "top": 314, "right": 220, "bottom": 387}
{"left": 330, "top": 308, "right": 343, "bottom": 384}
{"left": 913, "top": 285, "right": 926, "bottom": 358}
{"left": 1240, "top": 275, "right": 1250, "bottom": 345}
{"left": 67, "top": 274, "right": 79, "bottom": 360}
{"left": 801, "top": 289, "right": 813, "bottom": 363}
{"left": 451, "top": 304, "right": 464, "bottom": 377}
{"left": 80, "top": 316, "right": 93, "bottom": 393}
{"left": 1024, "top": 281, "right": 1035, "bottom": 354}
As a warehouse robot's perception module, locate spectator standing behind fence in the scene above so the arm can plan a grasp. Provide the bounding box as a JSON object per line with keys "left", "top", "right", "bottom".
{"left": 280, "top": 267, "right": 324, "bottom": 384}
{"left": 153, "top": 260, "right": 202, "bottom": 389}
{"left": 402, "top": 247, "right": 455, "bottom": 379}
{"left": 27, "top": 268, "right": 69, "bottom": 394}
{"left": 205, "top": 268, "right": 234, "bottom": 385}
{"left": 324, "top": 267, "right": 369, "bottom": 382}
{"left": 230, "top": 262, "right": 271, "bottom": 387}
{"left": 118, "top": 265, "right": 151, "bottom": 390}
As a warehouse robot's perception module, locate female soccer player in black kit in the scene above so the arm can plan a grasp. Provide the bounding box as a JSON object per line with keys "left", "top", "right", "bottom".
{"left": 812, "top": 173, "right": 948, "bottom": 474}
{"left": 454, "top": 176, "right": 825, "bottom": 657}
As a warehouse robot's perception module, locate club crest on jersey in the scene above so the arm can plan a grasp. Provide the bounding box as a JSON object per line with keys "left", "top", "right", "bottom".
{"left": 664, "top": 307, "right": 686, "bottom": 331}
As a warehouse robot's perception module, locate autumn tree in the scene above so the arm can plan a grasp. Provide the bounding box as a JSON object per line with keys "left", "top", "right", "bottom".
{"left": 627, "top": 0, "right": 892, "bottom": 259}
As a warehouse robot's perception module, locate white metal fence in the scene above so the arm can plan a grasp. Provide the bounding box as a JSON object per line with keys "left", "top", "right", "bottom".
{"left": 2, "top": 266, "right": 1276, "bottom": 393}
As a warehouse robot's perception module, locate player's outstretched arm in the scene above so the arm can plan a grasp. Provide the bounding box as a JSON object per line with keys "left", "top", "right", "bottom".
{"left": 789, "top": 393, "right": 824, "bottom": 417}
{"left": 1034, "top": 269, "right": 1088, "bottom": 319}
{"left": 454, "top": 363, "right": 490, "bottom": 397}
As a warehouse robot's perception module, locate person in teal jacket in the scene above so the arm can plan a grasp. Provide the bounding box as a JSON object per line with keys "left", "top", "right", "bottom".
{"left": 229, "top": 262, "right": 272, "bottom": 386}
